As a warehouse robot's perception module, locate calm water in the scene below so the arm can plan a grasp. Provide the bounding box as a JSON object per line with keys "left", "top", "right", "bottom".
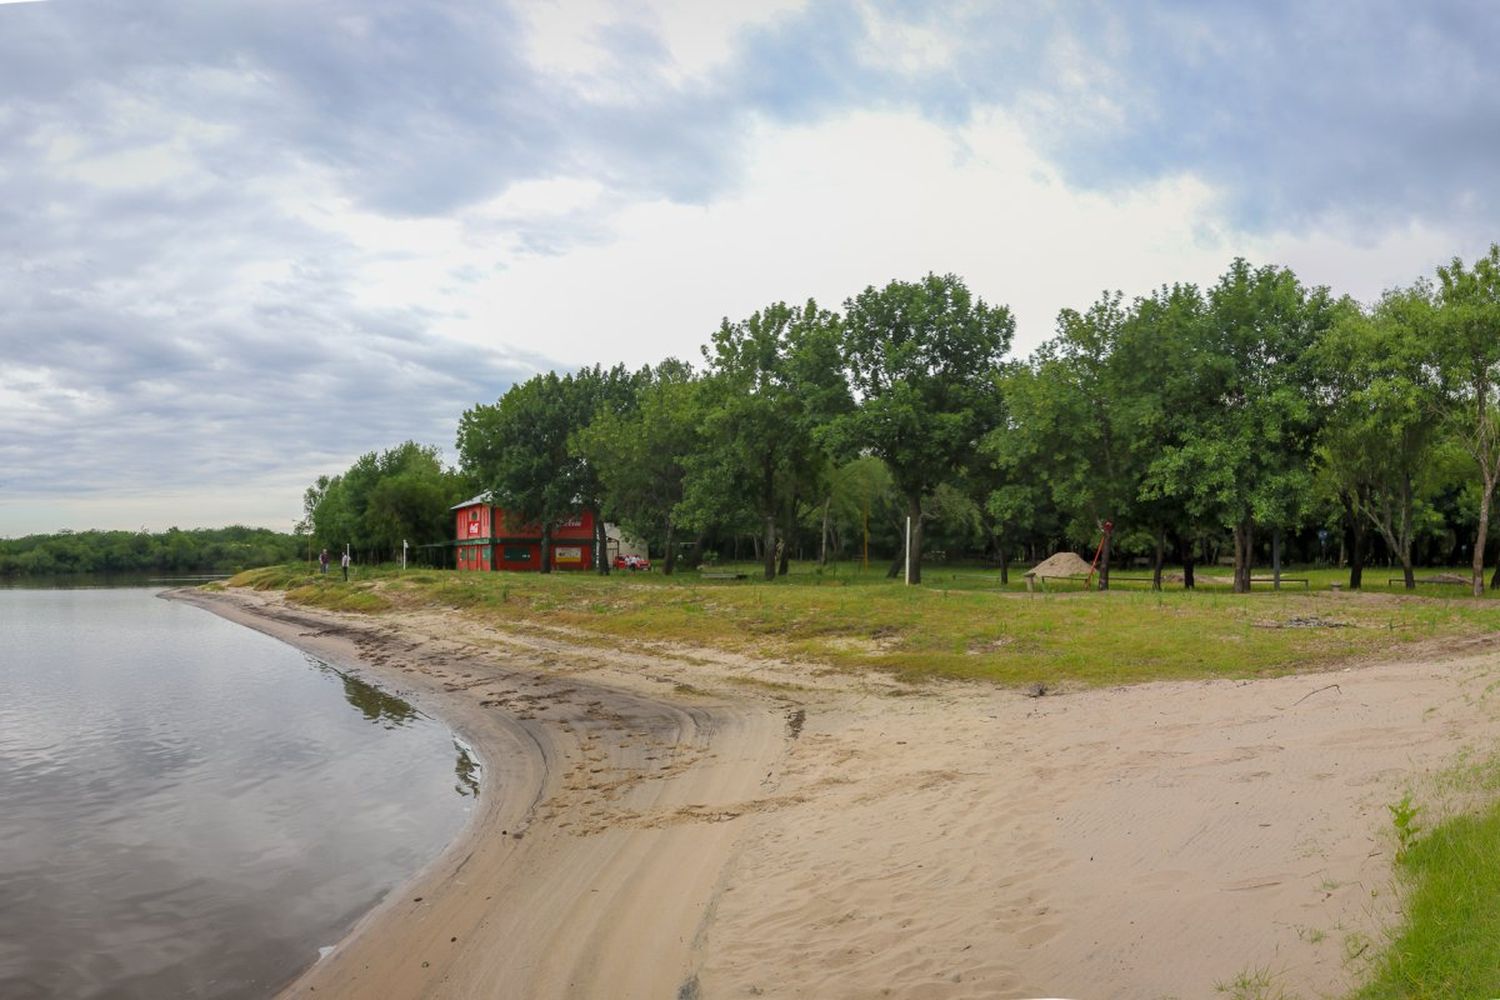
{"left": 0, "top": 587, "right": 478, "bottom": 999}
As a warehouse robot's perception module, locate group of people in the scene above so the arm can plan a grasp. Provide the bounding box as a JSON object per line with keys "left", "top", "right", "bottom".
{"left": 318, "top": 548, "right": 351, "bottom": 580}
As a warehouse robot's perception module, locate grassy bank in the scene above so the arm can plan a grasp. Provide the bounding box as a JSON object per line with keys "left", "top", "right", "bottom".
{"left": 1349, "top": 800, "right": 1500, "bottom": 999}
{"left": 226, "top": 561, "right": 1500, "bottom": 688}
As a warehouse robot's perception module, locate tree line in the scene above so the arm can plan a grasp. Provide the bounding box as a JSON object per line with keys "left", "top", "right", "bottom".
{"left": 0, "top": 526, "right": 300, "bottom": 577}
{"left": 303, "top": 246, "right": 1500, "bottom": 595}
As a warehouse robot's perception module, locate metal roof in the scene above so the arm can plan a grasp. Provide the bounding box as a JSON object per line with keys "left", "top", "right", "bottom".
{"left": 450, "top": 490, "right": 494, "bottom": 510}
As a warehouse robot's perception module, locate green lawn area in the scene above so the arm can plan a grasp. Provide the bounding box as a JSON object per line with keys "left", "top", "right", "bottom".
{"left": 228, "top": 560, "right": 1500, "bottom": 688}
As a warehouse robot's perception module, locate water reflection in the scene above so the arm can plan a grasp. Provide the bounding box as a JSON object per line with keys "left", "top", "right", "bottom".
{"left": 0, "top": 589, "right": 474, "bottom": 1000}
{"left": 454, "top": 739, "right": 481, "bottom": 798}
{"left": 323, "top": 660, "right": 421, "bottom": 729}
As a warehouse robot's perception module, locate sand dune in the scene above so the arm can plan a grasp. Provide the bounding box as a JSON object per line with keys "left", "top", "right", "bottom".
{"left": 175, "top": 588, "right": 1500, "bottom": 999}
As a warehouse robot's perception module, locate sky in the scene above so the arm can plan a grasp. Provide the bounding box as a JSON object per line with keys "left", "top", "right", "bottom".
{"left": 2, "top": 0, "right": 1498, "bottom": 536}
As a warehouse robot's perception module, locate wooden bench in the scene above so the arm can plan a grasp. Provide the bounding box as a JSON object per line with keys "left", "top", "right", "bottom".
{"left": 1387, "top": 577, "right": 1468, "bottom": 587}
{"left": 1025, "top": 574, "right": 1091, "bottom": 592}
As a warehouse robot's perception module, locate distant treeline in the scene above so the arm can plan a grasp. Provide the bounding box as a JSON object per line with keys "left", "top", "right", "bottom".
{"left": 301, "top": 247, "right": 1500, "bottom": 593}
{"left": 0, "top": 526, "right": 301, "bottom": 577}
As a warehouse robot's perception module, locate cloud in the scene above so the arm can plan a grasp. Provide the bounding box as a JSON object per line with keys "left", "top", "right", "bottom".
{"left": 3, "top": 0, "right": 1498, "bottom": 535}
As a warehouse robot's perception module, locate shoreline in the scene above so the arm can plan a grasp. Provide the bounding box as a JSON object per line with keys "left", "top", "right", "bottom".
{"left": 168, "top": 586, "right": 787, "bottom": 999}
{"left": 172, "top": 584, "right": 1500, "bottom": 999}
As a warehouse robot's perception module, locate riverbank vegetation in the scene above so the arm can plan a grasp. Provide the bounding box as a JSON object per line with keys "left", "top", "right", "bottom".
{"left": 301, "top": 248, "right": 1500, "bottom": 597}
{"left": 228, "top": 562, "right": 1500, "bottom": 687}
{"left": 0, "top": 526, "right": 299, "bottom": 578}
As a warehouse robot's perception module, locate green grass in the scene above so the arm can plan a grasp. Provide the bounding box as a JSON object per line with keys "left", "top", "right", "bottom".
{"left": 1349, "top": 800, "right": 1500, "bottom": 999}
{"left": 225, "top": 561, "right": 1500, "bottom": 687}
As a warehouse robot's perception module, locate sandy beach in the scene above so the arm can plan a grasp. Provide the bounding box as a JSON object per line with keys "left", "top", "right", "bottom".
{"left": 173, "top": 587, "right": 1500, "bottom": 999}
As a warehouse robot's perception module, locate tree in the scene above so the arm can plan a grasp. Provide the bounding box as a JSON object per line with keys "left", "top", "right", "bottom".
{"left": 1316, "top": 286, "right": 1444, "bottom": 589}
{"left": 562, "top": 364, "right": 644, "bottom": 574}
{"left": 1142, "top": 261, "right": 1335, "bottom": 592}
{"left": 304, "top": 442, "right": 465, "bottom": 562}
{"left": 695, "top": 300, "right": 850, "bottom": 580}
{"left": 1433, "top": 245, "right": 1500, "bottom": 596}
{"left": 459, "top": 366, "right": 639, "bottom": 573}
{"left": 458, "top": 373, "right": 574, "bottom": 572}
{"left": 574, "top": 360, "right": 706, "bottom": 574}
{"left": 838, "top": 273, "right": 1014, "bottom": 583}
{"left": 991, "top": 293, "right": 1139, "bottom": 588}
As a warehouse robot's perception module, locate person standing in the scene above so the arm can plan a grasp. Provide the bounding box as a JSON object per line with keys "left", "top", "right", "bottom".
{"left": 340, "top": 550, "right": 351, "bottom": 581}
{"left": 319, "top": 548, "right": 329, "bottom": 574}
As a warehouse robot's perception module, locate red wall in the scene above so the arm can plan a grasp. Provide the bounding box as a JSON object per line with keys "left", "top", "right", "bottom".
{"left": 455, "top": 504, "right": 594, "bottom": 572}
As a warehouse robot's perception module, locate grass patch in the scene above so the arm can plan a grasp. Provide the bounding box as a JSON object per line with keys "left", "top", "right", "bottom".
{"left": 219, "top": 561, "right": 1500, "bottom": 688}
{"left": 1349, "top": 799, "right": 1500, "bottom": 998}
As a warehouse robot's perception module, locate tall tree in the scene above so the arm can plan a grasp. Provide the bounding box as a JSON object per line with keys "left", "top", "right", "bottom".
{"left": 1433, "top": 244, "right": 1500, "bottom": 596}
{"left": 574, "top": 360, "right": 705, "bottom": 574}
{"left": 457, "top": 373, "right": 573, "bottom": 572}
{"left": 1142, "top": 261, "right": 1336, "bottom": 592}
{"left": 563, "top": 364, "right": 644, "bottom": 574}
{"left": 695, "top": 300, "right": 850, "bottom": 580}
{"left": 991, "top": 293, "right": 1137, "bottom": 588}
{"left": 1316, "top": 286, "right": 1443, "bottom": 589}
{"left": 305, "top": 442, "right": 466, "bottom": 562}
{"left": 838, "top": 273, "right": 1014, "bottom": 583}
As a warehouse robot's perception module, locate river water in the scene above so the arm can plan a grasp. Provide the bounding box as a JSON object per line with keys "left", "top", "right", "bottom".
{"left": 0, "top": 585, "right": 477, "bottom": 998}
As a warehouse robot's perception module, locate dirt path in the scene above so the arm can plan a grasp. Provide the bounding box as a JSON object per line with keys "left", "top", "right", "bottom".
{"left": 173, "top": 588, "right": 1500, "bottom": 999}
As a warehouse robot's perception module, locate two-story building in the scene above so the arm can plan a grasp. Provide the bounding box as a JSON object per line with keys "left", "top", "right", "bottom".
{"left": 452, "top": 492, "right": 596, "bottom": 572}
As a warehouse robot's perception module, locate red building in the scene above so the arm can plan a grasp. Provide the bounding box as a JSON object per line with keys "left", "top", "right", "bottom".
{"left": 452, "top": 492, "right": 595, "bottom": 572}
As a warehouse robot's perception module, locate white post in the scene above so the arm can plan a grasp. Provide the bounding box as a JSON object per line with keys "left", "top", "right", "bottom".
{"left": 402, "top": 539, "right": 408, "bottom": 571}
{"left": 904, "top": 516, "right": 912, "bottom": 586}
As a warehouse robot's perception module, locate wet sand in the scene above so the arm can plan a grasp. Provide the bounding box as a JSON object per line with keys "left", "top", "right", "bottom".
{"left": 174, "top": 587, "right": 1500, "bottom": 999}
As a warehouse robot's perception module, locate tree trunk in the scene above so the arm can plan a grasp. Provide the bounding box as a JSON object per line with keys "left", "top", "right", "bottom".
{"left": 1180, "top": 534, "right": 1195, "bottom": 590}
{"left": 999, "top": 541, "right": 1010, "bottom": 585}
{"left": 1152, "top": 531, "right": 1166, "bottom": 591}
{"left": 819, "top": 498, "right": 831, "bottom": 567}
{"left": 886, "top": 550, "right": 904, "bottom": 579}
{"left": 1474, "top": 481, "right": 1494, "bottom": 598}
{"left": 905, "top": 495, "right": 923, "bottom": 584}
{"left": 686, "top": 534, "right": 704, "bottom": 570}
{"left": 663, "top": 518, "right": 676, "bottom": 575}
{"left": 1095, "top": 527, "right": 1112, "bottom": 591}
{"left": 762, "top": 511, "right": 776, "bottom": 581}
{"left": 1349, "top": 517, "right": 1365, "bottom": 590}
{"left": 1272, "top": 527, "right": 1282, "bottom": 591}
{"left": 1232, "top": 521, "right": 1253, "bottom": 593}
{"left": 778, "top": 501, "right": 794, "bottom": 577}
{"left": 540, "top": 523, "right": 552, "bottom": 574}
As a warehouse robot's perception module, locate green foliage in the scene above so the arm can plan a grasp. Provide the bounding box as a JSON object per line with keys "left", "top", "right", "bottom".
{"left": 299, "top": 247, "right": 1500, "bottom": 589}
{"left": 0, "top": 526, "right": 300, "bottom": 578}
{"left": 1432, "top": 244, "right": 1500, "bottom": 594}
{"left": 690, "top": 299, "right": 851, "bottom": 579}
{"left": 303, "top": 441, "right": 470, "bottom": 562}
{"left": 574, "top": 359, "right": 707, "bottom": 572}
{"left": 458, "top": 365, "right": 640, "bottom": 571}
{"left": 837, "top": 273, "right": 1014, "bottom": 582}
{"left": 1389, "top": 793, "right": 1422, "bottom": 861}
{"left": 1351, "top": 799, "right": 1500, "bottom": 999}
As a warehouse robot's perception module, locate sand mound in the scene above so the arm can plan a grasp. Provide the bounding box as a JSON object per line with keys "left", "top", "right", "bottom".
{"left": 1024, "top": 551, "right": 1095, "bottom": 578}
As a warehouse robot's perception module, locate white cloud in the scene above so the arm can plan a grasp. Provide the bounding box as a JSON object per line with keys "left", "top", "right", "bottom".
{"left": 518, "top": 0, "right": 805, "bottom": 95}
{"left": 429, "top": 107, "right": 1234, "bottom": 365}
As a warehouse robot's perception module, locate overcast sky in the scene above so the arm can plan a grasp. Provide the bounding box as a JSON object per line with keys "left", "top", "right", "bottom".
{"left": 3, "top": 0, "right": 1498, "bottom": 536}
